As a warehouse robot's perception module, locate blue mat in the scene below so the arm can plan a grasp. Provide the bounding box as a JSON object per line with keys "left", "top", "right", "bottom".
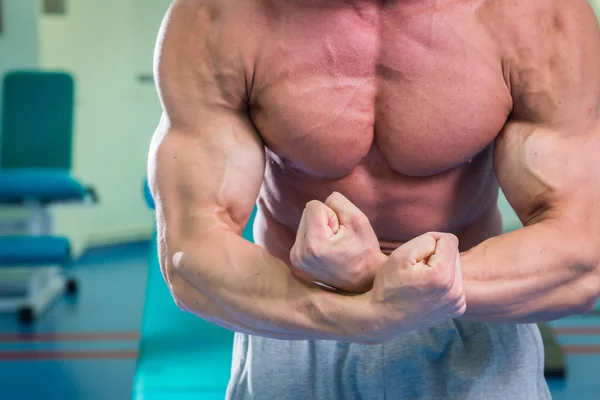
{"left": 133, "top": 182, "right": 256, "bottom": 399}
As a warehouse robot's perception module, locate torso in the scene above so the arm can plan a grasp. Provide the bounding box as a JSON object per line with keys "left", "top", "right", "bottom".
{"left": 239, "top": 0, "right": 513, "bottom": 266}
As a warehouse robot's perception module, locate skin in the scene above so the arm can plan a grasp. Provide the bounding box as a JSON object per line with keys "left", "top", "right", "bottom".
{"left": 148, "top": 0, "right": 600, "bottom": 343}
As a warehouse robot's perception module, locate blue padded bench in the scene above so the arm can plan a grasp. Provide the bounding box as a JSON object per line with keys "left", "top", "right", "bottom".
{"left": 0, "top": 168, "right": 93, "bottom": 267}
{"left": 132, "top": 181, "right": 256, "bottom": 399}
{"left": 0, "top": 236, "right": 70, "bottom": 265}
{"left": 0, "top": 169, "right": 94, "bottom": 205}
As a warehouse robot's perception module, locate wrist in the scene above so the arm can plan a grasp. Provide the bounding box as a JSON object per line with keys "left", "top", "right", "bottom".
{"left": 348, "top": 292, "right": 386, "bottom": 344}
{"left": 376, "top": 251, "right": 390, "bottom": 271}
{"left": 314, "top": 289, "right": 383, "bottom": 343}
{"left": 337, "top": 250, "right": 389, "bottom": 294}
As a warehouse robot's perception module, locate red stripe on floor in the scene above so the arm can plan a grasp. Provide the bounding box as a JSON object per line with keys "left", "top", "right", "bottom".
{"left": 0, "top": 332, "right": 140, "bottom": 342}
{"left": 2, "top": 347, "right": 598, "bottom": 360}
{"left": 0, "top": 350, "right": 138, "bottom": 360}
{"left": 553, "top": 327, "right": 600, "bottom": 335}
{"left": 563, "top": 345, "right": 600, "bottom": 354}
{"left": 0, "top": 345, "right": 598, "bottom": 360}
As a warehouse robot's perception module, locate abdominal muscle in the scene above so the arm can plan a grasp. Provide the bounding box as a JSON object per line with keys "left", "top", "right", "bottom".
{"left": 252, "top": 146, "right": 504, "bottom": 281}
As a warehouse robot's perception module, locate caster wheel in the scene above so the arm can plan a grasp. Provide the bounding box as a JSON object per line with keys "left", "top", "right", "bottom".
{"left": 66, "top": 278, "right": 78, "bottom": 295}
{"left": 18, "top": 307, "right": 35, "bottom": 323}
{"left": 545, "top": 368, "right": 567, "bottom": 380}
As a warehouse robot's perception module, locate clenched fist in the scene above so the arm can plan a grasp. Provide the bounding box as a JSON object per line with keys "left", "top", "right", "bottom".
{"left": 366, "top": 233, "right": 466, "bottom": 342}
{"left": 290, "top": 192, "right": 387, "bottom": 293}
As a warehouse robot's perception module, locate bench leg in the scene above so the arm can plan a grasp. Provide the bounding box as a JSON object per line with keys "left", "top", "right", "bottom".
{"left": 539, "top": 323, "right": 567, "bottom": 379}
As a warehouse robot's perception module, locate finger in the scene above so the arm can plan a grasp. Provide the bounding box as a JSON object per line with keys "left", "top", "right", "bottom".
{"left": 391, "top": 233, "right": 437, "bottom": 267}
{"left": 427, "top": 234, "right": 459, "bottom": 269}
{"left": 305, "top": 200, "right": 337, "bottom": 238}
{"left": 325, "top": 192, "right": 368, "bottom": 231}
{"left": 426, "top": 232, "right": 454, "bottom": 242}
{"left": 322, "top": 203, "right": 340, "bottom": 234}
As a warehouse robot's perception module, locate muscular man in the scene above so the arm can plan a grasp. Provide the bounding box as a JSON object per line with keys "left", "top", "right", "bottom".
{"left": 148, "top": 0, "right": 600, "bottom": 398}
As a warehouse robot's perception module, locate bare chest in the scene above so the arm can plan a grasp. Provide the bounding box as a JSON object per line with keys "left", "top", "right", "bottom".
{"left": 250, "top": 1, "right": 512, "bottom": 178}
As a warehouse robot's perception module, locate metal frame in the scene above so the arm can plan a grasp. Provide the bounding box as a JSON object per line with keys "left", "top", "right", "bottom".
{"left": 0, "top": 201, "right": 68, "bottom": 318}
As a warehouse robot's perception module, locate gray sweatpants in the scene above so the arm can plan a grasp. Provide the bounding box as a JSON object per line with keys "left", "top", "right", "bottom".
{"left": 226, "top": 319, "right": 551, "bottom": 399}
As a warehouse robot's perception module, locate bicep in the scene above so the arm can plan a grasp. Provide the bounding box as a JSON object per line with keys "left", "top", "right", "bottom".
{"left": 148, "top": 0, "right": 263, "bottom": 241}
{"left": 495, "top": 0, "right": 600, "bottom": 225}
{"left": 493, "top": 121, "right": 598, "bottom": 226}
{"left": 148, "top": 110, "right": 265, "bottom": 240}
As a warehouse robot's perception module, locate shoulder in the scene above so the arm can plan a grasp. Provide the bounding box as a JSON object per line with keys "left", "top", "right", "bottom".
{"left": 155, "top": 0, "right": 262, "bottom": 112}
{"left": 479, "top": 0, "right": 596, "bottom": 34}
{"left": 479, "top": 0, "right": 598, "bottom": 62}
{"left": 479, "top": 0, "right": 600, "bottom": 128}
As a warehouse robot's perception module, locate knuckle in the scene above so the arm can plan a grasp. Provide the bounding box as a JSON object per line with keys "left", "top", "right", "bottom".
{"left": 440, "top": 276, "right": 454, "bottom": 292}
{"left": 388, "top": 249, "right": 403, "bottom": 262}
{"left": 422, "top": 232, "right": 440, "bottom": 243}
{"left": 417, "top": 234, "right": 438, "bottom": 254}
{"left": 306, "top": 200, "right": 322, "bottom": 208}
{"left": 447, "top": 280, "right": 464, "bottom": 300}
{"left": 304, "top": 238, "right": 323, "bottom": 258}
{"left": 446, "top": 233, "right": 459, "bottom": 244}
{"left": 289, "top": 247, "right": 301, "bottom": 266}
{"left": 427, "top": 269, "right": 454, "bottom": 293}
{"left": 424, "top": 232, "right": 438, "bottom": 241}
{"left": 305, "top": 200, "right": 323, "bottom": 214}
{"left": 326, "top": 191, "right": 343, "bottom": 203}
{"left": 435, "top": 231, "right": 457, "bottom": 240}
{"left": 389, "top": 248, "right": 410, "bottom": 267}
{"left": 349, "top": 213, "right": 366, "bottom": 226}
{"left": 349, "top": 262, "right": 367, "bottom": 280}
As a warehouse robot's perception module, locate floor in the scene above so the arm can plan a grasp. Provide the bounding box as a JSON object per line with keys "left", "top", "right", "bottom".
{"left": 0, "top": 241, "right": 599, "bottom": 399}
{"left": 0, "top": 242, "right": 148, "bottom": 400}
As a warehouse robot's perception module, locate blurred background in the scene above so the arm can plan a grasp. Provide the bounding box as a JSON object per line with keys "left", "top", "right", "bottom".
{"left": 0, "top": 1, "right": 598, "bottom": 399}
{"left": 0, "top": 0, "right": 167, "bottom": 250}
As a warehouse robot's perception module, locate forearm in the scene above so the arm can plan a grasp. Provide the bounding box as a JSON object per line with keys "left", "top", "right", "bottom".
{"left": 164, "top": 227, "right": 375, "bottom": 342}
{"left": 461, "top": 218, "right": 600, "bottom": 323}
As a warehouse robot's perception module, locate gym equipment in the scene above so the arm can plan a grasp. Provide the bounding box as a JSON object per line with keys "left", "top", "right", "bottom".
{"left": 132, "top": 180, "right": 255, "bottom": 399}
{"left": 0, "top": 71, "right": 97, "bottom": 323}
{"left": 539, "top": 323, "right": 566, "bottom": 379}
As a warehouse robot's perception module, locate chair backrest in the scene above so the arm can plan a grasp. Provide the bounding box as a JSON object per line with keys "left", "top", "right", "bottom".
{"left": 1, "top": 71, "right": 74, "bottom": 170}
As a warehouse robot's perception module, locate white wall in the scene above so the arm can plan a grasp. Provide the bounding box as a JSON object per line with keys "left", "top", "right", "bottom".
{"left": 0, "top": 0, "right": 40, "bottom": 127}
{"left": 591, "top": 0, "right": 600, "bottom": 18}
{"left": 38, "top": 0, "right": 171, "bottom": 250}
{"left": 0, "top": 1, "right": 40, "bottom": 226}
